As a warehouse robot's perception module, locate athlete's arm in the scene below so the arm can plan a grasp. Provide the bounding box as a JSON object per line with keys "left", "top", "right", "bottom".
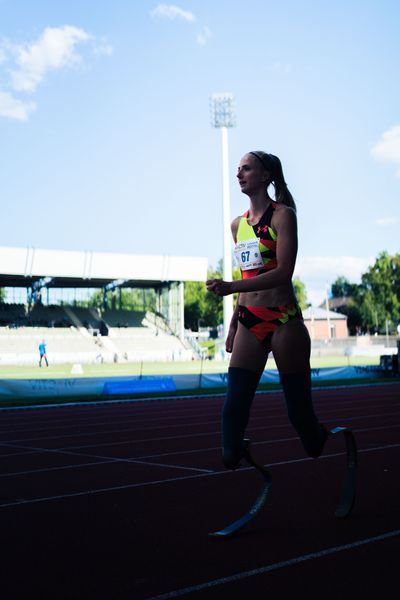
{"left": 224, "top": 215, "right": 241, "bottom": 351}
{"left": 225, "top": 297, "right": 240, "bottom": 352}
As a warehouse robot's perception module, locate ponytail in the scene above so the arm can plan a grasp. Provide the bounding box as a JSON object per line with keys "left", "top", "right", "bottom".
{"left": 249, "top": 151, "right": 296, "bottom": 211}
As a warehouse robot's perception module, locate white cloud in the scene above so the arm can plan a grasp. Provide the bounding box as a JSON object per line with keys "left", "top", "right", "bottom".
{"left": 295, "top": 255, "right": 373, "bottom": 281}
{"left": 196, "top": 26, "right": 212, "bottom": 46}
{"left": 0, "top": 90, "right": 36, "bottom": 120}
{"left": 294, "top": 255, "right": 373, "bottom": 306}
{"left": 150, "top": 5, "right": 212, "bottom": 46}
{"left": 0, "top": 26, "right": 112, "bottom": 121}
{"left": 10, "top": 26, "right": 91, "bottom": 93}
{"left": 150, "top": 4, "right": 196, "bottom": 23}
{"left": 376, "top": 216, "right": 400, "bottom": 226}
{"left": 371, "top": 125, "right": 400, "bottom": 177}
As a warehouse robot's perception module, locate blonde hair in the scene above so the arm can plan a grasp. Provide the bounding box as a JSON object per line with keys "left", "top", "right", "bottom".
{"left": 249, "top": 151, "right": 296, "bottom": 211}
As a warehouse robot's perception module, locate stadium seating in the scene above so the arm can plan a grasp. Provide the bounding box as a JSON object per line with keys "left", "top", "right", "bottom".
{"left": 102, "top": 309, "right": 146, "bottom": 328}
{"left": 0, "top": 305, "right": 193, "bottom": 365}
{"left": 107, "top": 326, "right": 191, "bottom": 361}
{"left": 65, "top": 306, "right": 102, "bottom": 329}
{"left": 0, "top": 303, "right": 27, "bottom": 327}
{"left": 28, "top": 304, "right": 72, "bottom": 327}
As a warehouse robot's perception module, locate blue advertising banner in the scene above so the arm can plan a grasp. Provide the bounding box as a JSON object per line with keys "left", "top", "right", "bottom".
{"left": 0, "top": 366, "right": 383, "bottom": 404}
{"left": 103, "top": 376, "right": 176, "bottom": 395}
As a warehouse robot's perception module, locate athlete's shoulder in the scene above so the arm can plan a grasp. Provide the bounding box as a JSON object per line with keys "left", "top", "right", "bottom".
{"left": 231, "top": 214, "right": 243, "bottom": 227}
{"left": 272, "top": 201, "right": 295, "bottom": 214}
{"left": 272, "top": 202, "right": 296, "bottom": 219}
{"left": 231, "top": 214, "right": 246, "bottom": 242}
{"left": 271, "top": 203, "right": 297, "bottom": 232}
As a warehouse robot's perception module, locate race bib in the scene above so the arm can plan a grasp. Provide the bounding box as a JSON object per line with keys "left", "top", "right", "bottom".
{"left": 234, "top": 239, "right": 264, "bottom": 271}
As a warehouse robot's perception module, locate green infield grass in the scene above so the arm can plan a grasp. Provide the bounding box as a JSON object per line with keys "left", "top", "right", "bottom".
{"left": 0, "top": 355, "right": 380, "bottom": 380}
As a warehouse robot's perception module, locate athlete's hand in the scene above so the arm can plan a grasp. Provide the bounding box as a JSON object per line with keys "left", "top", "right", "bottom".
{"left": 225, "top": 322, "right": 237, "bottom": 353}
{"left": 206, "top": 278, "right": 233, "bottom": 296}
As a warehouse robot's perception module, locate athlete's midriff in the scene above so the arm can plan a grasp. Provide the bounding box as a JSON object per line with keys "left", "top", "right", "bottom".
{"left": 235, "top": 201, "right": 296, "bottom": 307}
{"left": 239, "top": 286, "right": 297, "bottom": 308}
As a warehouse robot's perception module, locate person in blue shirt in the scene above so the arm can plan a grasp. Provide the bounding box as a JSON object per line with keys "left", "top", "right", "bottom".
{"left": 39, "top": 340, "right": 48, "bottom": 367}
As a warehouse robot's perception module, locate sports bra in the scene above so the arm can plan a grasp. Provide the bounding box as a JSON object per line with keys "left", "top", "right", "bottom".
{"left": 234, "top": 201, "right": 278, "bottom": 279}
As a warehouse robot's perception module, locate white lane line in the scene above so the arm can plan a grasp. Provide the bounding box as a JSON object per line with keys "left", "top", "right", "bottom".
{"left": 146, "top": 529, "right": 400, "bottom": 599}
{"left": 0, "top": 460, "right": 115, "bottom": 477}
{"left": 131, "top": 423, "right": 400, "bottom": 461}
{"left": 6, "top": 384, "right": 400, "bottom": 421}
{"left": 3, "top": 409, "right": 398, "bottom": 449}
{"left": 0, "top": 442, "right": 215, "bottom": 476}
{"left": 0, "top": 396, "right": 224, "bottom": 421}
{"left": 1, "top": 413, "right": 399, "bottom": 459}
{"left": 0, "top": 458, "right": 213, "bottom": 478}
{"left": 0, "top": 394, "right": 396, "bottom": 441}
{"left": 0, "top": 470, "right": 223, "bottom": 508}
{"left": 1, "top": 391, "right": 395, "bottom": 430}
{"left": 0, "top": 418, "right": 224, "bottom": 443}
{"left": 1, "top": 441, "right": 399, "bottom": 509}
{"left": 1, "top": 421, "right": 399, "bottom": 470}
{"left": 1, "top": 399, "right": 397, "bottom": 437}
{"left": 131, "top": 459, "right": 213, "bottom": 473}
{"left": 47, "top": 410, "right": 400, "bottom": 450}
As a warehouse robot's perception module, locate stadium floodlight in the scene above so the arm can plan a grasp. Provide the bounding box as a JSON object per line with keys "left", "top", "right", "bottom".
{"left": 210, "top": 93, "right": 236, "bottom": 340}
{"left": 210, "top": 93, "right": 236, "bottom": 128}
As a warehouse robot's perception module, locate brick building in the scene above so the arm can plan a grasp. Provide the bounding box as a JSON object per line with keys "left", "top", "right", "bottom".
{"left": 303, "top": 307, "right": 348, "bottom": 340}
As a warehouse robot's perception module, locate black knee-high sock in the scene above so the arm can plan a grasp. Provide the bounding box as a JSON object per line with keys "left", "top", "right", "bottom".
{"left": 280, "top": 371, "right": 327, "bottom": 458}
{"left": 222, "top": 367, "right": 260, "bottom": 469}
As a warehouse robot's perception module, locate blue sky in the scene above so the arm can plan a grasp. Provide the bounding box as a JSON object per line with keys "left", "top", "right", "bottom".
{"left": 0, "top": 0, "right": 399, "bottom": 305}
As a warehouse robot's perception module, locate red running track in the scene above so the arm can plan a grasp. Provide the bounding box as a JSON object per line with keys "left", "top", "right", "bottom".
{"left": 0, "top": 382, "right": 399, "bottom": 599}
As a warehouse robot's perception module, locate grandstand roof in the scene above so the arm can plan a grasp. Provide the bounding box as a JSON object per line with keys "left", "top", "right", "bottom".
{"left": 0, "top": 246, "right": 208, "bottom": 289}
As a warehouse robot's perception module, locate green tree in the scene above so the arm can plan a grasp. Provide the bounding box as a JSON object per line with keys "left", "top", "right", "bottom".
{"left": 329, "top": 276, "right": 362, "bottom": 335}
{"left": 184, "top": 280, "right": 208, "bottom": 330}
{"left": 185, "top": 261, "right": 225, "bottom": 330}
{"left": 292, "top": 277, "right": 309, "bottom": 310}
{"left": 0, "top": 288, "right": 6, "bottom": 302}
{"left": 330, "top": 253, "right": 400, "bottom": 334}
{"left": 331, "top": 276, "right": 359, "bottom": 298}
{"left": 335, "top": 300, "right": 363, "bottom": 336}
{"left": 118, "top": 288, "right": 156, "bottom": 311}
{"left": 359, "top": 252, "right": 400, "bottom": 334}
{"left": 83, "top": 287, "right": 157, "bottom": 311}
{"left": 357, "top": 287, "right": 379, "bottom": 334}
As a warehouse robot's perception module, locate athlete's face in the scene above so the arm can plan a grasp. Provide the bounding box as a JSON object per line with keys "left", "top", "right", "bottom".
{"left": 237, "top": 154, "right": 268, "bottom": 195}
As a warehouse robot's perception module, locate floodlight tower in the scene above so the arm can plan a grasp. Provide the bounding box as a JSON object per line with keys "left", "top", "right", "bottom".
{"left": 210, "top": 93, "right": 236, "bottom": 339}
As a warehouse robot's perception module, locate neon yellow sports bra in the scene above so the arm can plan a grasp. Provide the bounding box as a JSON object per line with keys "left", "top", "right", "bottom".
{"left": 234, "top": 202, "right": 278, "bottom": 279}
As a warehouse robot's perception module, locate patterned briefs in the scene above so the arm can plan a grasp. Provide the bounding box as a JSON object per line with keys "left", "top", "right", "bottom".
{"left": 237, "top": 304, "right": 303, "bottom": 346}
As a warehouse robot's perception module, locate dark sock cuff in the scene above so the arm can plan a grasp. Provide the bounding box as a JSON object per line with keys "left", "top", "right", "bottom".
{"left": 228, "top": 367, "right": 261, "bottom": 394}
{"left": 279, "top": 371, "right": 311, "bottom": 388}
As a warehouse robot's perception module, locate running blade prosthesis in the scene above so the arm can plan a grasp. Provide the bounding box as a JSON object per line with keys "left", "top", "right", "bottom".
{"left": 329, "top": 426, "right": 358, "bottom": 519}
{"left": 209, "top": 428, "right": 357, "bottom": 538}
{"left": 209, "top": 440, "right": 272, "bottom": 539}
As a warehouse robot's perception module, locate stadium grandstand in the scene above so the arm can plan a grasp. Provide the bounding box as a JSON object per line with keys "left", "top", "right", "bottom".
{"left": 0, "top": 246, "right": 207, "bottom": 366}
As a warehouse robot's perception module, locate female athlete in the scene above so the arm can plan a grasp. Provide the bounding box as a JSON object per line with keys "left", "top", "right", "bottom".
{"left": 206, "top": 151, "right": 329, "bottom": 469}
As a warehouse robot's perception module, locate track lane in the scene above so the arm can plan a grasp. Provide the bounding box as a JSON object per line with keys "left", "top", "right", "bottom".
{"left": 0, "top": 382, "right": 398, "bottom": 599}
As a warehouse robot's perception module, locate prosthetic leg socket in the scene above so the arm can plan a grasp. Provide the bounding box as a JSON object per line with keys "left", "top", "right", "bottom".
{"left": 280, "top": 371, "right": 328, "bottom": 458}
{"left": 222, "top": 367, "right": 260, "bottom": 469}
